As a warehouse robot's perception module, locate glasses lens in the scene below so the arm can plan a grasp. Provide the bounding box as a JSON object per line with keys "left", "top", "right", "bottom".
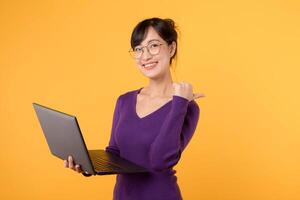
{"left": 133, "top": 47, "right": 143, "bottom": 58}
{"left": 148, "top": 43, "right": 161, "bottom": 55}
{"left": 129, "top": 42, "right": 162, "bottom": 59}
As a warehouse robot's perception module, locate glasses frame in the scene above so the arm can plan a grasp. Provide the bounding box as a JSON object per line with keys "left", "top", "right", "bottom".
{"left": 128, "top": 40, "right": 167, "bottom": 59}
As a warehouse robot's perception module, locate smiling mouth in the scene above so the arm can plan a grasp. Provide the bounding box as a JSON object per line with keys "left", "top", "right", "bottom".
{"left": 142, "top": 62, "right": 158, "bottom": 70}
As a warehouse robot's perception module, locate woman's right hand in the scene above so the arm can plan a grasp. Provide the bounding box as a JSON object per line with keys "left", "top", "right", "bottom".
{"left": 64, "top": 155, "right": 83, "bottom": 173}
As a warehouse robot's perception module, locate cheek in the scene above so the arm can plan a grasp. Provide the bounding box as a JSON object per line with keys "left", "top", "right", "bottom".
{"left": 157, "top": 54, "right": 170, "bottom": 67}
{"left": 158, "top": 49, "right": 171, "bottom": 63}
{"left": 135, "top": 59, "right": 142, "bottom": 67}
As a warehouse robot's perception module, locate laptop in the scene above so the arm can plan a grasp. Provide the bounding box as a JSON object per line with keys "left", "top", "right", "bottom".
{"left": 33, "top": 103, "right": 148, "bottom": 176}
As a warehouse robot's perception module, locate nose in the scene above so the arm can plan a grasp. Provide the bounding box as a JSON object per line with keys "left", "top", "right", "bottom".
{"left": 141, "top": 47, "right": 152, "bottom": 61}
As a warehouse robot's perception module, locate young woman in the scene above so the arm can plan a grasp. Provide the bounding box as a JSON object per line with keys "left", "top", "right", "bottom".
{"left": 64, "top": 17, "right": 205, "bottom": 200}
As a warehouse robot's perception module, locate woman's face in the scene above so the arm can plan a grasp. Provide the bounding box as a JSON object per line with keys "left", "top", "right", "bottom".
{"left": 133, "top": 26, "right": 176, "bottom": 79}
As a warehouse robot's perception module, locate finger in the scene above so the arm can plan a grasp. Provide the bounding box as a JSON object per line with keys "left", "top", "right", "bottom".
{"left": 193, "top": 93, "right": 205, "bottom": 99}
{"left": 181, "top": 82, "right": 192, "bottom": 91}
{"left": 182, "top": 82, "right": 188, "bottom": 87}
{"left": 75, "top": 164, "right": 82, "bottom": 173}
{"left": 172, "top": 82, "right": 180, "bottom": 88}
{"left": 182, "top": 81, "right": 189, "bottom": 86}
{"left": 68, "top": 156, "right": 74, "bottom": 169}
{"left": 64, "top": 160, "right": 68, "bottom": 168}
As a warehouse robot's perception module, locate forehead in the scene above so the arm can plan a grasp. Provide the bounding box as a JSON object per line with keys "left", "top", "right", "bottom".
{"left": 140, "top": 26, "right": 164, "bottom": 46}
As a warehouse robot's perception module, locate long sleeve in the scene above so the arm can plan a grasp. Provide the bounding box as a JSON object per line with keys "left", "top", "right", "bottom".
{"left": 105, "top": 96, "right": 122, "bottom": 156}
{"left": 149, "top": 95, "right": 200, "bottom": 171}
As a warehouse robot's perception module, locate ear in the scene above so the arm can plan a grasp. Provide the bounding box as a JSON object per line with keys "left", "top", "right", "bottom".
{"left": 169, "top": 41, "right": 177, "bottom": 58}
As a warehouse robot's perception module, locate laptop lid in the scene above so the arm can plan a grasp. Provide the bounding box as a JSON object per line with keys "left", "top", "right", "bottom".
{"left": 33, "top": 103, "right": 96, "bottom": 175}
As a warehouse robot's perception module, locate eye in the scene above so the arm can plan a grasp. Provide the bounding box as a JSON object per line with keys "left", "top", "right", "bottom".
{"left": 134, "top": 47, "right": 142, "bottom": 53}
{"left": 150, "top": 43, "right": 159, "bottom": 48}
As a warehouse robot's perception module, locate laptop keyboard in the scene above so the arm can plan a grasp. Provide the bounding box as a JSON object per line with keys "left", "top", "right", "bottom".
{"left": 90, "top": 153, "right": 122, "bottom": 172}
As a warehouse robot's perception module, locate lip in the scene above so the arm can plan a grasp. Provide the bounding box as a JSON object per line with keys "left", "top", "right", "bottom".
{"left": 141, "top": 61, "right": 158, "bottom": 67}
{"left": 141, "top": 61, "right": 158, "bottom": 70}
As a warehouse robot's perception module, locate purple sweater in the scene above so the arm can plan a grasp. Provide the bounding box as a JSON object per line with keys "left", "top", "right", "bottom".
{"left": 105, "top": 87, "right": 200, "bottom": 200}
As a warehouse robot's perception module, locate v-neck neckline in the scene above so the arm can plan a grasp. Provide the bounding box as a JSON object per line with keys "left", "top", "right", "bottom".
{"left": 134, "top": 87, "right": 173, "bottom": 120}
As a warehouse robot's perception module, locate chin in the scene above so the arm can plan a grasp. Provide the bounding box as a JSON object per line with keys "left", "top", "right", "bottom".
{"left": 137, "top": 61, "right": 169, "bottom": 78}
{"left": 142, "top": 70, "right": 168, "bottom": 80}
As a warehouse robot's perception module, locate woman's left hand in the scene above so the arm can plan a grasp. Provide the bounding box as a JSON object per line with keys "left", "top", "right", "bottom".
{"left": 172, "top": 82, "right": 205, "bottom": 102}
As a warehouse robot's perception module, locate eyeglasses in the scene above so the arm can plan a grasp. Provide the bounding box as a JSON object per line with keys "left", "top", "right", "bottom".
{"left": 129, "top": 41, "right": 166, "bottom": 59}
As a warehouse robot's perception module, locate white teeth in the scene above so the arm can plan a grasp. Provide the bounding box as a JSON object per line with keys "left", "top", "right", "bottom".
{"left": 143, "top": 62, "right": 157, "bottom": 68}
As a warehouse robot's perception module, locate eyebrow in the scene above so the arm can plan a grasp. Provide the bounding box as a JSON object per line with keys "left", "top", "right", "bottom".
{"left": 137, "top": 39, "right": 162, "bottom": 47}
{"left": 147, "top": 39, "right": 161, "bottom": 43}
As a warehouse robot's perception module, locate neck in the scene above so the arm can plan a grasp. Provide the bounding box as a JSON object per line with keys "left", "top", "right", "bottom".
{"left": 145, "top": 70, "right": 173, "bottom": 98}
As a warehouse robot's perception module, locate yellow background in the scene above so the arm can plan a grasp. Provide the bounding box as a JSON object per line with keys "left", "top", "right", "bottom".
{"left": 1, "top": 0, "right": 299, "bottom": 199}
